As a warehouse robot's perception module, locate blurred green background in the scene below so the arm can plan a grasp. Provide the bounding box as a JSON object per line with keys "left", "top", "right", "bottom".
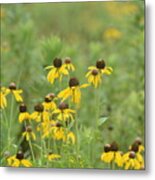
{"left": 1, "top": 1, "right": 144, "bottom": 167}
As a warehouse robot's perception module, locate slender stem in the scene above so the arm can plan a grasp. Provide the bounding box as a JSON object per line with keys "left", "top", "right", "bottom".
{"left": 39, "top": 131, "right": 44, "bottom": 166}
{"left": 75, "top": 105, "right": 79, "bottom": 166}
{"left": 92, "top": 88, "right": 100, "bottom": 167}
{"left": 28, "top": 139, "right": 35, "bottom": 163}
{"left": 2, "top": 109, "right": 8, "bottom": 126}
{"left": 110, "top": 161, "right": 115, "bottom": 170}
{"left": 8, "top": 95, "right": 14, "bottom": 150}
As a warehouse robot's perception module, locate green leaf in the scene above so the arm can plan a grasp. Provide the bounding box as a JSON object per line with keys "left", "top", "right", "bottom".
{"left": 98, "top": 117, "right": 108, "bottom": 126}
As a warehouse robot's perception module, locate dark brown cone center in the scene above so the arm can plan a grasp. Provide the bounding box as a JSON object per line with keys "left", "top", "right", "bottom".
{"left": 9, "top": 82, "right": 16, "bottom": 90}
{"left": 69, "top": 78, "right": 79, "bottom": 87}
{"left": 96, "top": 60, "right": 106, "bottom": 69}
{"left": 65, "top": 57, "right": 71, "bottom": 64}
{"left": 58, "top": 102, "right": 69, "bottom": 110}
{"left": 131, "top": 143, "right": 139, "bottom": 152}
{"left": 19, "top": 104, "right": 27, "bottom": 112}
{"left": 34, "top": 104, "right": 44, "bottom": 112}
{"left": 104, "top": 144, "right": 111, "bottom": 152}
{"left": 92, "top": 69, "right": 98, "bottom": 76}
{"left": 129, "top": 151, "right": 136, "bottom": 159}
{"left": 16, "top": 151, "right": 24, "bottom": 160}
{"left": 110, "top": 142, "right": 118, "bottom": 151}
{"left": 53, "top": 58, "right": 62, "bottom": 68}
{"left": 44, "top": 96, "right": 51, "bottom": 103}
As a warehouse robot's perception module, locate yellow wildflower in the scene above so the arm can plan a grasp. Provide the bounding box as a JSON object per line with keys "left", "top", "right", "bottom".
{"left": 63, "top": 131, "right": 76, "bottom": 144}
{"left": 127, "top": 140, "right": 144, "bottom": 169}
{"left": 7, "top": 151, "right": 32, "bottom": 167}
{"left": 52, "top": 102, "right": 75, "bottom": 121}
{"left": 63, "top": 57, "right": 75, "bottom": 71}
{"left": 31, "top": 104, "right": 49, "bottom": 122}
{"left": 38, "top": 120, "right": 56, "bottom": 139}
{"left": 22, "top": 126, "right": 36, "bottom": 141}
{"left": 0, "top": 87, "right": 9, "bottom": 109}
{"left": 129, "top": 137, "right": 145, "bottom": 153}
{"left": 7, "top": 82, "right": 23, "bottom": 102}
{"left": 58, "top": 77, "right": 89, "bottom": 104}
{"left": 101, "top": 142, "right": 123, "bottom": 167}
{"left": 123, "top": 151, "right": 143, "bottom": 170}
{"left": 88, "top": 59, "right": 113, "bottom": 76}
{"left": 18, "top": 104, "right": 30, "bottom": 123}
{"left": 86, "top": 68, "right": 102, "bottom": 88}
{"left": 46, "top": 57, "right": 69, "bottom": 84}
{"left": 42, "top": 93, "right": 57, "bottom": 111}
{"left": 47, "top": 153, "right": 61, "bottom": 161}
{"left": 52, "top": 125, "right": 65, "bottom": 141}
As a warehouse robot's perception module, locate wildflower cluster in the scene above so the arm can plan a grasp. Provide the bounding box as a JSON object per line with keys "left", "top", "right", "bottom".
{"left": 1, "top": 56, "right": 144, "bottom": 170}
{"left": 101, "top": 137, "right": 145, "bottom": 170}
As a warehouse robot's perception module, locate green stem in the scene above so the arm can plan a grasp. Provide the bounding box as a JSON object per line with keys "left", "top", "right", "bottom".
{"left": 75, "top": 106, "right": 79, "bottom": 166}
{"left": 8, "top": 95, "right": 14, "bottom": 150}
{"left": 2, "top": 109, "right": 8, "bottom": 127}
{"left": 28, "top": 139, "right": 35, "bottom": 163}
{"left": 92, "top": 88, "right": 100, "bottom": 167}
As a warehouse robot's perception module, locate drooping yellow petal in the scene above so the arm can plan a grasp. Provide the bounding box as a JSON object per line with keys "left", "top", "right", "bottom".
{"left": 7, "top": 156, "right": 16, "bottom": 166}
{"left": 71, "top": 87, "right": 81, "bottom": 104}
{"left": 101, "top": 152, "right": 114, "bottom": 163}
{"left": 19, "top": 112, "right": 30, "bottom": 123}
{"left": 21, "top": 159, "right": 32, "bottom": 167}
{"left": 58, "top": 87, "right": 71, "bottom": 101}
{"left": 102, "top": 67, "right": 113, "bottom": 75}
{"left": 12, "top": 159, "right": 20, "bottom": 167}
{"left": 114, "top": 152, "right": 123, "bottom": 167}
{"left": 88, "top": 66, "right": 96, "bottom": 70}
{"left": 31, "top": 112, "right": 41, "bottom": 122}
{"left": 80, "top": 84, "right": 90, "bottom": 88}
{"left": 0, "top": 92, "right": 7, "bottom": 109}
{"left": 13, "top": 90, "right": 23, "bottom": 102}
{"left": 45, "top": 65, "right": 53, "bottom": 70}
{"left": 47, "top": 68, "right": 56, "bottom": 84}
{"left": 66, "top": 132, "right": 76, "bottom": 144}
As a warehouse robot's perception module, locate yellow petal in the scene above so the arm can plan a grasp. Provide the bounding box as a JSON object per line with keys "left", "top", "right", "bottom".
{"left": 80, "top": 84, "right": 90, "bottom": 88}
{"left": 88, "top": 66, "right": 96, "bottom": 70}
{"left": 45, "top": 65, "right": 53, "bottom": 70}
{"left": 13, "top": 90, "right": 23, "bottom": 102}
{"left": 21, "top": 159, "right": 32, "bottom": 167}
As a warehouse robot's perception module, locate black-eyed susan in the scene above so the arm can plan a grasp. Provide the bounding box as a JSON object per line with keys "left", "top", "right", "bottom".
{"left": 123, "top": 151, "right": 143, "bottom": 170}
{"left": 0, "top": 86, "right": 9, "bottom": 109}
{"left": 31, "top": 103, "right": 49, "bottom": 122}
{"left": 47, "top": 152, "right": 61, "bottom": 161}
{"left": 85, "top": 68, "right": 102, "bottom": 88}
{"left": 63, "top": 131, "right": 76, "bottom": 144}
{"left": 18, "top": 104, "right": 30, "bottom": 123}
{"left": 8, "top": 82, "right": 23, "bottom": 102}
{"left": 38, "top": 120, "right": 56, "bottom": 139}
{"left": 22, "top": 125, "right": 36, "bottom": 141}
{"left": 64, "top": 57, "right": 75, "bottom": 71}
{"left": 52, "top": 102, "right": 75, "bottom": 122}
{"left": 46, "top": 58, "right": 69, "bottom": 84}
{"left": 128, "top": 140, "right": 144, "bottom": 168}
{"left": 42, "top": 93, "right": 57, "bottom": 111}
{"left": 101, "top": 142, "right": 123, "bottom": 167}
{"left": 7, "top": 151, "right": 32, "bottom": 167}
{"left": 52, "top": 123, "right": 65, "bottom": 141}
{"left": 132, "top": 137, "right": 144, "bottom": 153}
{"left": 88, "top": 59, "right": 113, "bottom": 76}
{"left": 58, "top": 77, "right": 89, "bottom": 104}
{"left": 52, "top": 125, "right": 75, "bottom": 144}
